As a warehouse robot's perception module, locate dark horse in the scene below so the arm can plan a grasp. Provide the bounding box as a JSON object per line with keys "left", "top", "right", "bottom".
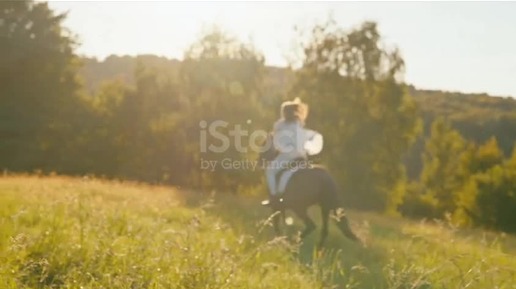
{"left": 259, "top": 135, "right": 361, "bottom": 247}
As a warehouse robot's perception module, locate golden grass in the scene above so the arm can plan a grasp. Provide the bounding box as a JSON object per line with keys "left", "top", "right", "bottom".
{"left": 1, "top": 175, "right": 515, "bottom": 289}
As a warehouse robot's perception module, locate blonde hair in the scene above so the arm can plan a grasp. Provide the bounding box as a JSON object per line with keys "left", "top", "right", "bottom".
{"left": 280, "top": 97, "right": 308, "bottom": 123}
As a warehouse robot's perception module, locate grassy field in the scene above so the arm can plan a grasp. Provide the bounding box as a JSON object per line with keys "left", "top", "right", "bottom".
{"left": 1, "top": 175, "right": 516, "bottom": 288}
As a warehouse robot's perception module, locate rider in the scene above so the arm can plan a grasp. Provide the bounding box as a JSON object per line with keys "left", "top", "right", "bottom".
{"left": 266, "top": 98, "right": 322, "bottom": 198}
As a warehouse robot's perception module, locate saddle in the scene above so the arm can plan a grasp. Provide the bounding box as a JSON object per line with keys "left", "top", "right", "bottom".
{"left": 262, "top": 158, "right": 314, "bottom": 208}
{"left": 275, "top": 158, "right": 312, "bottom": 193}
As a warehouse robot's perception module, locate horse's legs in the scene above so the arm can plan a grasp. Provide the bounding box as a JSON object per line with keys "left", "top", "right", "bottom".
{"left": 271, "top": 209, "right": 283, "bottom": 235}
{"left": 318, "top": 206, "right": 330, "bottom": 248}
{"left": 294, "top": 208, "right": 316, "bottom": 239}
{"left": 333, "top": 210, "right": 360, "bottom": 242}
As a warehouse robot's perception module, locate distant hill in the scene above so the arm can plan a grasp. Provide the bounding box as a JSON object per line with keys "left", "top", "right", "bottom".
{"left": 79, "top": 55, "right": 516, "bottom": 179}
{"left": 80, "top": 55, "right": 181, "bottom": 94}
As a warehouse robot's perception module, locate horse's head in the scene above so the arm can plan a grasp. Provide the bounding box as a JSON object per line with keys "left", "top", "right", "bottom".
{"left": 258, "top": 133, "right": 278, "bottom": 164}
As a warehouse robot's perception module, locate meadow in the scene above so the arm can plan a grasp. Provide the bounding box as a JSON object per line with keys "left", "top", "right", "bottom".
{"left": 1, "top": 175, "right": 515, "bottom": 289}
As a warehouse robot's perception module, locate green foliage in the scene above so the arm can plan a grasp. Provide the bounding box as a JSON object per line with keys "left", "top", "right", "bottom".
{"left": 404, "top": 88, "right": 516, "bottom": 179}
{"left": 398, "top": 181, "right": 438, "bottom": 219}
{"left": 452, "top": 137, "right": 504, "bottom": 225}
{"left": 292, "top": 20, "right": 420, "bottom": 212}
{"left": 179, "top": 27, "right": 269, "bottom": 191}
{"left": 0, "top": 1, "right": 83, "bottom": 172}
{"left": 472, "top": 165, "right": 516, "bottom": 233}
{"left": 454, "top": 146, "right": 516, "bottom": 232}
{"left": 72, "top": 27, "right": 270, "bottom": 192}
{"left": 403, "top": 119, "right": 516, "bottom": 233}
{"left": 467, "top": 137, "right": 504, "bottom": 173}
{"left": 418, "top": 118, "right": 467, "bottom": 217}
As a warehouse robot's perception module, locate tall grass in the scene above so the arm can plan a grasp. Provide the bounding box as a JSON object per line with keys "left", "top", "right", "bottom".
{"left": 1, "top": 175, "right": 515, "bottom": 288}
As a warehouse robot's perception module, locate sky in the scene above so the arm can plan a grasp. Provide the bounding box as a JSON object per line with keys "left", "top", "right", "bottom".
{"left": 48, "top": 1, "right": 516, "bottom": 98}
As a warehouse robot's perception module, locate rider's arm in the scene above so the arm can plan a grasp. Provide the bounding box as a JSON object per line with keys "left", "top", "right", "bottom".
{"left": 304, "top": 129, "right": 323, "bottom": 155}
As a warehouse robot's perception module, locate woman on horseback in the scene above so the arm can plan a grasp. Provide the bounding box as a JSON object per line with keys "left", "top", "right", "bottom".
{"left": 266, "top": 98, "right": 323, "bottom": 197}
{"left": 260, "top": 99, "right": 360, "bottom": 247}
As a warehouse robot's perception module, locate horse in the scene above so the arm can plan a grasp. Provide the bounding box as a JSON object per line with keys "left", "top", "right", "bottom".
{"left": 259, "top": 134, "right": 361, "bottom": 248}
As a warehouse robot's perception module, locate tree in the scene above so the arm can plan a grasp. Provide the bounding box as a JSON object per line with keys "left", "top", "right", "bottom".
{"left": 0, "top": 1, "right": 82, "bottom": 172}
{"left": 469, "top": 162, "right": 516, "bottom": 233}
{"left": 419, "top": 118, "right": 467, "bottom": 217}
{"left": 178, "top": 27, "right": 269, "bottom": 191}
{"left": 292, "top": 20, "right": 420, "bottom": 212}
{"left": 467, "top": 137, "right": 504, "bottom": 173}
{"left": 453, "top": 138, "right": 509, "bottom": 228}
{"left": 80, "top": 59, "right": 190, "bottom": 183}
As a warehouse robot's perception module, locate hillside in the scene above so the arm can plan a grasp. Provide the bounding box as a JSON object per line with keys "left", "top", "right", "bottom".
{"left": 408, "top": 86, "right": 516, "bottom": 148}
{"left": 80, "top": 55, "right": 294, "bottom": 104}
{"left": 1, "top": 176, "right": 516, "bottom": 288}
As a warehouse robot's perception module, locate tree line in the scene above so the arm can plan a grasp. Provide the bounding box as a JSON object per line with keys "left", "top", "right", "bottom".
{"left": 1, "top": 1, "right": 516, "bottom": 232}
